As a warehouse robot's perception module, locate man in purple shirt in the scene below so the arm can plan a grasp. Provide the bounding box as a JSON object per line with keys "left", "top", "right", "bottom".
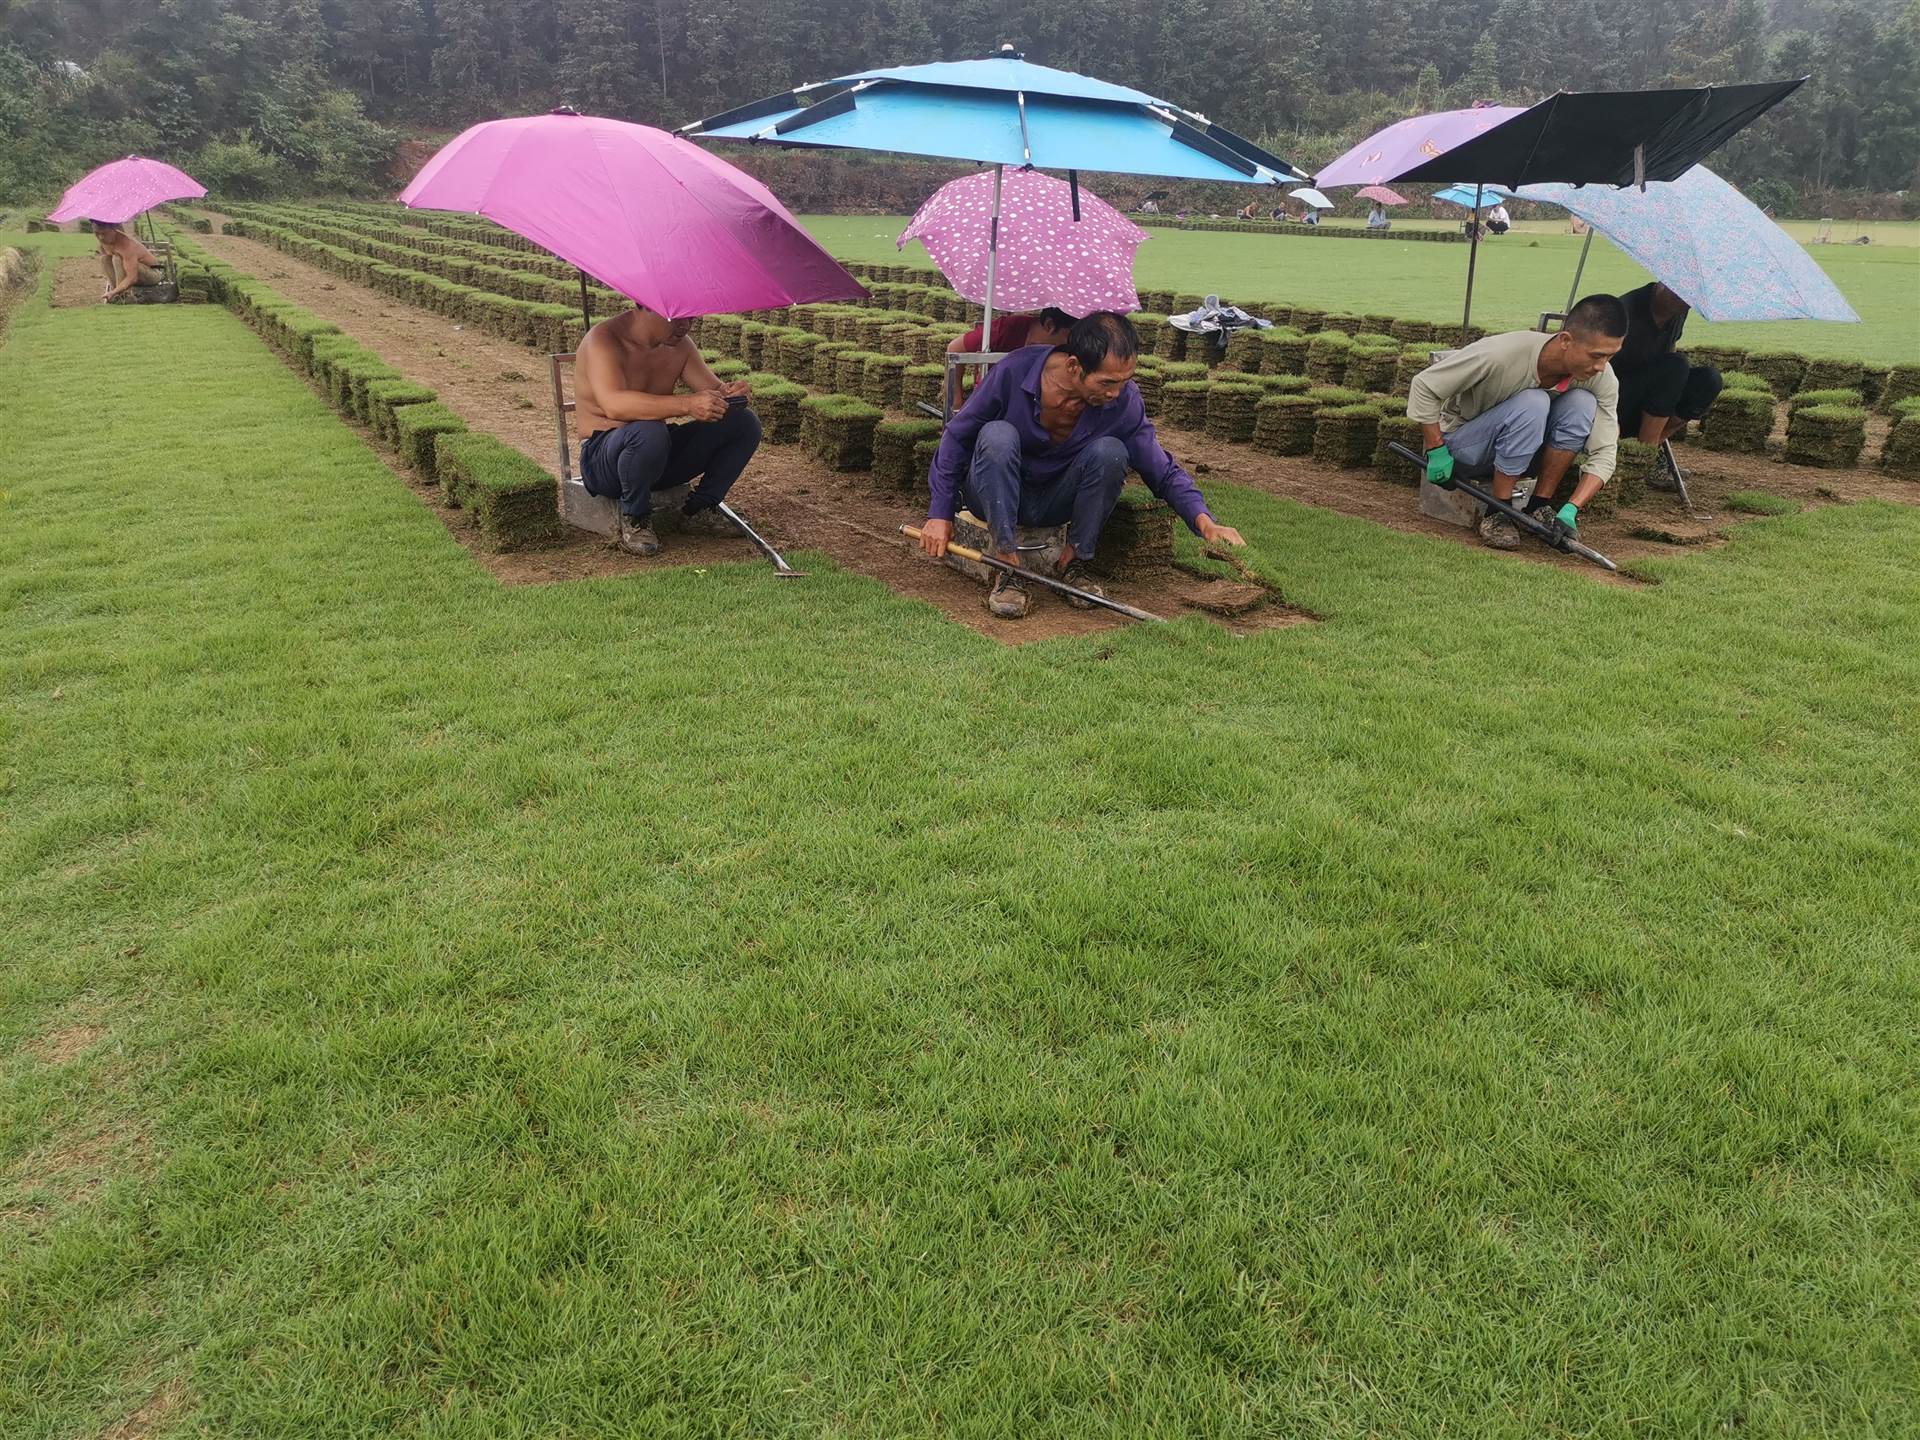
{"left": 917, "top": 312, "right": 1245, "bottom": 619}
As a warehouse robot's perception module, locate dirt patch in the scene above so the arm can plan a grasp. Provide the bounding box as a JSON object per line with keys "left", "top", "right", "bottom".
{"left": 0, "top": 1117, "right": 153, "bottom": 1229}
{"left": 100, "top": 1378, "right": 189, "bottom": 1440}
{"left": 51, "top": 253, "right": 106, "bottom": 309}
{"left": 23, "top": 1023, "right": 108, "bottom": 1064}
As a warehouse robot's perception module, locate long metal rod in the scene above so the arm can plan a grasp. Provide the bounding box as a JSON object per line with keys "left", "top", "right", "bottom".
{"left": 901, "top": 526, "right": 1165, "bottom": 622}
{"left": 1388, "top": 443, "right": 1618, "bottom": 571}
{"left": 1563, "top": 228, "right": 1596, "bottom": 313}
{"left": 717, "top": 500, "right": 802, "bottom": 577}
{"left": 578, "top": 271, "right": 592, "bottom": 331}
{"left": 980, "top": 163, "right": 1003, "bottom": 350}
{"left": 1461, "top": 182, "right": 1484, "bottom": 336}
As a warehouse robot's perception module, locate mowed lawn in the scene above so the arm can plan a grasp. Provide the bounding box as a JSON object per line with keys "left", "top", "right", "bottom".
{"left": 3, "top": 236, "right": 1919, "bottom": 1436}
{"left": 805, "top": 215, "right": 1920, "bottom": 366}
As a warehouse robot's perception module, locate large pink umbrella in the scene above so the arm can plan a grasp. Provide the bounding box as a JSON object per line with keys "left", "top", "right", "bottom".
{"left": 1315, "top": 106, "right": 1525, "bottom": 188}
{"left": 399, "top": 109, "right": 865, "bottom": 318}
{"left": 898, "top": 168, "right": 1146, "bottom": 316}
{"left": 47, "top": 155, "right": 206, "bottom": 224}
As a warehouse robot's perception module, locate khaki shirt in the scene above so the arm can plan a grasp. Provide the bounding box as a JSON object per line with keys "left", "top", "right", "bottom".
{"left": 1407, "top": 330, "right": 1620, "bottom": 482}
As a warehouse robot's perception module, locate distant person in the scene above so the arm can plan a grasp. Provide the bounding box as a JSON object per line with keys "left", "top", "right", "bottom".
{"left": 1407, "top": 293, "right": 1627, "bottom": 549}
{"left": 1301, "top": 206, "right": 1320, "bottom": 226}
{"left": 943, "top": 307, "right": 1076, "bottom": 411}
{"left": 1271, "top": 205, "right": 1289, "bottom": 222}
{"left": 917, "top": 313, "right": 1245, "bottom": 619}
{"left": 1239, "top": 201, "right": 1260, "bottom": 221}
{"left": 1367, "top": 200, "right": 1392, "bottom": 230}
{"left": 574, "top": 303, "right": 760, "bottom": 557}
{"left": 93, "top": 221, "right": 163, "bottom": 302}
{"left": 1140, "top": 198, "right": 1160, "bottom": 213}
{"left": 1485, "top": 202, "right": 1512, "bottom": 235}
{"left": 1611, "top": 280, "right": 1723, "bottom": 447}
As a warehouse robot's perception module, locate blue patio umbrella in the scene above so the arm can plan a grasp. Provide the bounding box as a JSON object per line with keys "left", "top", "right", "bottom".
{"left": 1430, "top": 183, "right": 1511, "bottom": 209}
{"left": 1518, "top": 165, "right": 1857, "bottom": 323}
{"left": 683, "top": 46, "right": 1307, "bottom": 339}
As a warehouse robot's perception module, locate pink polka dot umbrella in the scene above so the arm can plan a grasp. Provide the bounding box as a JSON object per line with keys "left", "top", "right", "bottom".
{"left": 899, "top": 167, "right": 1146, "bottom": 319}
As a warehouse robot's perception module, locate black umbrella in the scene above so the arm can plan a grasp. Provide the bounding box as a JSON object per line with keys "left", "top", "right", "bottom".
{"left": 1390, "top": 78, "right": 1807, "bottom": 333}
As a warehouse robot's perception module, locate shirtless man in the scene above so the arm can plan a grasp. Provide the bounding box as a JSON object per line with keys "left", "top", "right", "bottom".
{"left": 94, "top": 221, "right": 163, "bottom": 302}
{"left": 574, "top": 304, "right": 761, "bottom": 557}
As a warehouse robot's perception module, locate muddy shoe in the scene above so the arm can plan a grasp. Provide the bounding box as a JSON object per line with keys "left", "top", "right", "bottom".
{"left": 1056, "top": 560, "right": 1106, "bottom": 610}
{"left": 618, "top": 516, "right": 660, "bottom": 557}
{"left": 987, "top": 570, "right": 1030, "bottom": 619}
{"left": 679, "top": 503, "right": 737, "bottom": 537}
{"left": 1477, "top": 512, "right": 1522, "bottom": 550}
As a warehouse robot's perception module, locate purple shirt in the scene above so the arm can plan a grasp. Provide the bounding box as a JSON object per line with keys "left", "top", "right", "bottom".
{"left": 928, "top": 346, "right": 1212, "bottom": 532}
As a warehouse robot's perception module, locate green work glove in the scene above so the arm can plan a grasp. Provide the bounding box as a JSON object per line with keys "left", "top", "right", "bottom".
{"left": 1425, "top": 444, "right": 1455, "bottom": 489}
{"left": 1556, "top": 502, "right": 1579, "bottom": 533}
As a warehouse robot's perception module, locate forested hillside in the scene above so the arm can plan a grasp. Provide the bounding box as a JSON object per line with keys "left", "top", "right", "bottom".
{"left": 3, "top": 0, "right": 1916, "bottom": 210}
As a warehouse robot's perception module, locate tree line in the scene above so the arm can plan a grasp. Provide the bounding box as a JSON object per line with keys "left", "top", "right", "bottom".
{"left": 3, "top": 0, "right": 1916, "bottom": 213}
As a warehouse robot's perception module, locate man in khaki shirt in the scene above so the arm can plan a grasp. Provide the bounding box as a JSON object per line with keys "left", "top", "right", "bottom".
{"left": 1407, "top": 294, "right": 1626, "bottom": 549}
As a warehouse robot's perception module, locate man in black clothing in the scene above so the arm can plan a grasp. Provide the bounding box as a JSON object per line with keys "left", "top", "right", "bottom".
{"left": 1613, "top": 281, "right": 1724, "bottom": 445}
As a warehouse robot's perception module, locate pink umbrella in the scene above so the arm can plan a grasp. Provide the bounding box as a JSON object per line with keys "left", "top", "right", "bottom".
{"left": 898, "top": 168, "right": 1146, "bottom": 316}
{"left": 1315, "top": 106, "right": 1525, "bottom": 188}
{"left": 46, "top": 155, "right": 206, "bottom": 224}
{"left": 399, "top": 109, "right": 865, "bottom": 319}
{"left": 1355, "top": 185, "right": 1409, "bottom": 206}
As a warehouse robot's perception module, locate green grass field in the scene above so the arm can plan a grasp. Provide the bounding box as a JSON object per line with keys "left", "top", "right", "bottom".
{"left": 4, "top": 231, "right": 1919, "bottom": 1436}
{"left": 804, "top": 216, "right": 1920, "bottom": 366}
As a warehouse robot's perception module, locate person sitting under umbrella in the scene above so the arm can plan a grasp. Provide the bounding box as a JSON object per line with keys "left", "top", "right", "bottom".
{"left": 944, "top": 307, "right": 1077, "bottom": 411}
{"left": 916, "top": 313, "right": 1245, "bottom": 619}
{"left": 93, "top": 221, "right": 164, "bottom": 302}
{"left": 574, "top": 304, "right": 761, "bottom": 557}
{"left": 1367, "top": 200, "right": 1392, "bottom": 230}
{"left": 1408, "top": 294, "right": 1627, "bottom": 549}
{"left": 1611, "top": 281, "right": 1723, "bottom": 449}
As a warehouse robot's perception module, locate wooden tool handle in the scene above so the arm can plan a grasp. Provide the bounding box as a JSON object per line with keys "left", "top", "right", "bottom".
{"left": 902, "top": 524, "right": 985, "bottom": 562}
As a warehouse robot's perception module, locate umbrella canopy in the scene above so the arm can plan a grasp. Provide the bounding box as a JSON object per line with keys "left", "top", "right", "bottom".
{"left": 1289, "top": 187, "right": 1334, "bottom": 209}
{"left": 1431, "top": 183, "right": 1512, "bottom": 208}
{"left": 682, "top": 50, "right": 1305, "bottom": 184}
{"left": 1518, "top": 165, "right": 1857, "bottom": 323}
{"left": 1315, "top": 106, "right": 1525, "bottom": 188}
{"left": 1391, "top": 79, "right": 1806, "bottom": 187}
{"left": 1355, "top": 185, "right": 1408, "bottom": 206}
{"left": 399, "top": 109, "right": 865, "bottom": 319}
{"left": 899, "top": 168, "right": 1146, "bottom": 315}
{"left": 47, "top": 155, "right": 205, "bottom": 224}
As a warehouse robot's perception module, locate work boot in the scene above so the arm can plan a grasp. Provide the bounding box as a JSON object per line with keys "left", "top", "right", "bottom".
{"left": 987, "top": 569, "right": 1030, "bottom": 619}
{"left": 618, "top": 515, "right": 660, "bottom": 557}
{"left": 1477, "top": 512, "right": 1522, "bottom": 550}
{"left": 1056, "top": 559, "right": 1106, "bottom": 610}
{"left": 678, "top": 503, "right": 737, "bottom": 537}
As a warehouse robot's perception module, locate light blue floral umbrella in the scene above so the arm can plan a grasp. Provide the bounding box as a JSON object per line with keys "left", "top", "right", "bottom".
{"left": 1519, "top": 165, "right": 1857, "bottom": 322}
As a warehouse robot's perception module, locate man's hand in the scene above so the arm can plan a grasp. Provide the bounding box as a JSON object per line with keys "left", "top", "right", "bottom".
{"left": 722, "top": 380, "right": 753, "bottom": 402}
{"left": 683, "top": 390, "right": 730, "bottom": 422}
{"left": 1425, "top": 444, "right": 1456, "bottom": 489}
{"left": 918, "top": 518, "right": 953, "bottom": 558}
{"left": 1197, "top": 514, "right": 1246, "bottom": 548}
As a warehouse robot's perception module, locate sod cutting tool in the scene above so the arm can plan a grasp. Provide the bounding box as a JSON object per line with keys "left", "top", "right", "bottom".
{"left": 900, "top": 526, "right": 1165, "bottom": 623}
{"left": 1388, "top": 442, "right": 1619, "bottom": 571}
{"left": 717, "top": 501, "right": 802, "bottom": 578}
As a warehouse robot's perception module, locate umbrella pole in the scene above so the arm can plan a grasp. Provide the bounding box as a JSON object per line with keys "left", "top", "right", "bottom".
{"left": 981, "top": 163, "right": 1003, "bottom": 347}
{"left": 1460, "top": 183, "right": 1483, "bottom": 338}
{"left": 1563, "top": 229, "right": 1595, "bottom": 314}
{"left": 578, "top": 271, "right": 593, "bottom": 331}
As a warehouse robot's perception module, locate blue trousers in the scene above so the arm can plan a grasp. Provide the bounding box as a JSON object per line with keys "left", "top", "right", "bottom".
{"left": 580, "top": 405, "right": 761, "bottom": 520}
{"left": 1446, "top": 387, "right": 1596, "bottom": 480}
{"left": 961, "top": 420, "right": 1129, "bottom": 561}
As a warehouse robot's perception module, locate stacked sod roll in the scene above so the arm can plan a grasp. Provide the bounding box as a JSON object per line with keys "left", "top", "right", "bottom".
{"left": 1784, "top": 403, "right": 1868, "bottom": 468}
{"left": 1206, "top": 382, "right": 1264, "bottom": 442}
{"left": 799, "top": 394, "right": 884, "bottom": 471}
{"left": 1312, "top": 403, "right": 1383, "bottom": 468}
{"left": 433, "top": 433, "right": 563, "bottom": 551}
{"left": 1253, "top": 394, "right": 1319, "bottom": 455}
{"left": 871, "top": 419, "right": 945, "bottom": 488}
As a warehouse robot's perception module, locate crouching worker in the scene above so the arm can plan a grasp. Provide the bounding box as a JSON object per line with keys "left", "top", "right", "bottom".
{"left": 575, "top": 304, "right": 761, "bottom": 557}
{"left": 1613, "top": 281, "right": 1723, "bottom": 447}
{"left": 1408, "top": 293, "right": 1626, "bottom": 549}
{"left": 917, "top": 312, "right": 1245, "bottom": 619}
{"left": 94, "top": 221, "right": 163, "bottom": 302}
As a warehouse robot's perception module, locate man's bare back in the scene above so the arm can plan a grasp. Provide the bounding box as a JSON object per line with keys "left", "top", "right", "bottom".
{"left": 575, "top": 307, "right": 740, "bottom": 438}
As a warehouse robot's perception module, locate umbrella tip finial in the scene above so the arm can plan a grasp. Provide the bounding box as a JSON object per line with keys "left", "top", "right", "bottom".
{"left": 995, "top": 42, "right": 1021, "bottom": 58}
{"left": 550, "top": 105, "right": 580, "bottom": 116}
